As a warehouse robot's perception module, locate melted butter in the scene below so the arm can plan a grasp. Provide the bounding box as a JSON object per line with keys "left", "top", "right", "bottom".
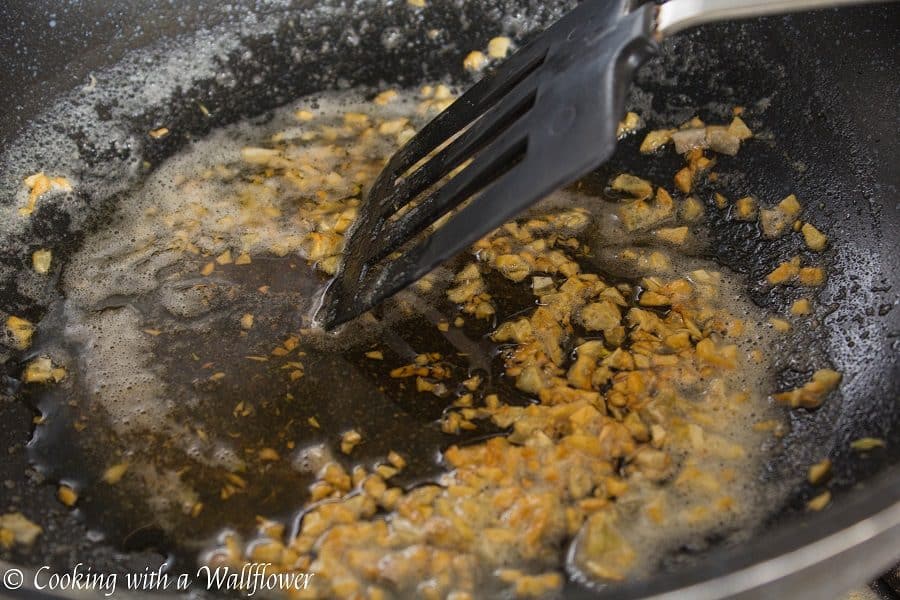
{"left": 20, "top": 88, "right": 795, "bottom": 593}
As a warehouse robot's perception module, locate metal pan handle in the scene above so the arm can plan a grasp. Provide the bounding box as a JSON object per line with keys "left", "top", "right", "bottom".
{"left": 655, "top": 0, "right": 890, "bottom": 37}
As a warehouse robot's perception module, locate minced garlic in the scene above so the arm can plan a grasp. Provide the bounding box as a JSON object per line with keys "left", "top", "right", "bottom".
{"left": 734, "top": 196, "right": 757, "bottom": 220}
{"left": 790, "top": 298, "right": 812, "bottom": 316}
{"left": 102, "top": 463, "right": 129, "bottom": 485}
{"left": 32, "top": 249, "right": 52, "bottom": 274}
{"left": 463, "top": 51, "right": 487, "bottom": 72}
{"left": 0, "top": 513, "right": 42, "bottom": 549}
{"left": 640, "top": 129, "right": 674, "bottom": 153}
{"left": 23, "top": 356, "right": 66, "bottom": 384}
{"left": 773, "top": 369, "right": 841, "bottom": 409}
{"left": 487, "top": 36, "right": 512, "bottom": 59}
{"left": 20, "top": 172, "right": 72, "bottom": 216}
{"left": 5, "top": 316, "right": 35, "bottom": 350}
{"left": 807, "top": 491, "right": 831, "bottom": 511}
{"left": 801, "top": 223, "right": 827, "bottom": 251}
{"left": 340, "top": 430, "right": 362, "bottom": 455}
{"left": 807, "top": 459, "right": 831, "bottom": 484}
{"left": 850, "top": 437, "right": 885, "bottom": 451}
{"left": 58, "top": 485, "right": 78, "bottom": 507}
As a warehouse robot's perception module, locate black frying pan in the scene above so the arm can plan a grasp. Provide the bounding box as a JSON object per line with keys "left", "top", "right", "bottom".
{"left": 0, "top": 0, "right": 898, "bottom": 598}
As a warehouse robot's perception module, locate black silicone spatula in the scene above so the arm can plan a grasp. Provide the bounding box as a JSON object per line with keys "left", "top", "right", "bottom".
{"left": 322, "top": 0, "right": 875, "bottom": 328}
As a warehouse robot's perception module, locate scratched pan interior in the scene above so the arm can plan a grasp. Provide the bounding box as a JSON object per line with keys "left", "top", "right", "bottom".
{"left": 0, "top": 0, "right": 897, "bottom": 598}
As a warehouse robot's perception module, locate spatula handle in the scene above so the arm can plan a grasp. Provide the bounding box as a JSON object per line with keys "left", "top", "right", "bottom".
{"left": 655, "top": 0, "right": 885, "bottom": 37}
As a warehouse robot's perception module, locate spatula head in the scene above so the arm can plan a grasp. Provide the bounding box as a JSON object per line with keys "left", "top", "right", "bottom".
{"left": 322, "top": 0, "right": 657, "bottom": 328}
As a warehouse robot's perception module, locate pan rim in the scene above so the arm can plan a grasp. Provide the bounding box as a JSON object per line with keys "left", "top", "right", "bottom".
{"left": 579, "top": 462, "right": 900, "bottom": 599}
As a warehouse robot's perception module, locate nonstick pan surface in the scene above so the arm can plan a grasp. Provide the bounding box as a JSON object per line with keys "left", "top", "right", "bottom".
{"left": 0, "top": 0, "right": 897, "bottom": 598}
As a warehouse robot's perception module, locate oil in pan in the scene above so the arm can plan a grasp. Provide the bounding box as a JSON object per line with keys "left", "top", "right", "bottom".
{"left": 11, "top": 87, "right": 835, "bottom": 598}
